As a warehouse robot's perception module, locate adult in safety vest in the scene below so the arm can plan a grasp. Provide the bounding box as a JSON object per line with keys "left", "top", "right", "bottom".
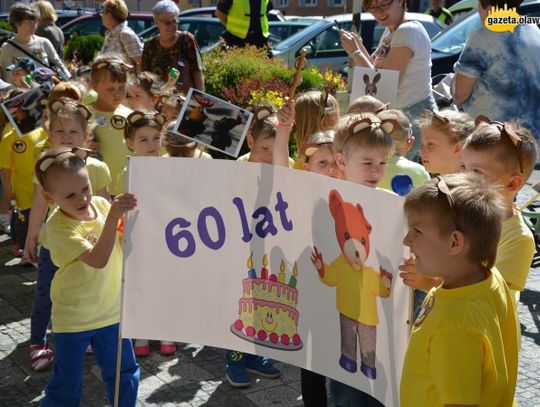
{"left": 215, "top": 0, "right": 272, "bottom": 48}
{"left": 424, "top": 0, "right": 453, "bottom": 25}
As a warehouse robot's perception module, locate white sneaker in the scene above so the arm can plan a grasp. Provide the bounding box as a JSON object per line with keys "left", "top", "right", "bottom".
{"left": 0, "top": 213, "right": 10, "bottom": 234}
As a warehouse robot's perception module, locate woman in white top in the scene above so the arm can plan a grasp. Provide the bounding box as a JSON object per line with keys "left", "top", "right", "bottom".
{"left": 0, "top": 3, "right": 70, "bottom": 84}
{"left": 340, "top": 0, "right": 436, "bottom": 159}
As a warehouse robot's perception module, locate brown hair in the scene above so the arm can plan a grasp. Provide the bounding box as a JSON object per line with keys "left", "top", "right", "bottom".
{"left": 463, "top": 120, "right": 538, "bottom": 180}
{"left": 377, "top": 109, "right": 412, "bottom": 153}
{"left": 91, "top": 55, "right": 130, "bottom": 88}
{"left": 128, "top": 72, "right": 162, "bottom": 98}
{"left": 419, "top": 110, "right": 474, "bottom": 144}
{"left": 8, "top": 3, "right": 37, "bottom": 29}
{"left": 35, "top": 148, "right": 88, "bottom": 192}
{"left": 102, "top": 0, "right": 129, "bottom": 22}
{"left": 347, "top": 95, "right": 386, "bottom": 115}
{"left": 404, "top": 172, "right": 505, "bottom": 269}
{"left": 47, "top": 97, "right": 93, "bottom": 141}
{"left": 124, "top": 111, "right": 165, "bottom": 142}
{"left": 333, "top": 113, "right": 393, "bottom": 158}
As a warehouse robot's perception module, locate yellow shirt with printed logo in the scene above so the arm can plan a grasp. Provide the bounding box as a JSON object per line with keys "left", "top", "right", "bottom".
{"left": 88, "top": 104, "right": 132, "bottom": 195}
{"left": 0, "top": 127, "right": 47, "bottom": 210}
{"left": 400, "top": 268, "right": 519, "bottom": 407}
{"left": 42, "top": 196, "right": 122, "bottom": 333}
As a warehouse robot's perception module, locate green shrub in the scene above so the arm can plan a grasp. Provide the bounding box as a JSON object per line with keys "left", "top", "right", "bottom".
{"left": 0, "top": 21, "right": 14, "bottom": 32}
{"left": 64, "top": 34, "right": 104, "bottom": 65}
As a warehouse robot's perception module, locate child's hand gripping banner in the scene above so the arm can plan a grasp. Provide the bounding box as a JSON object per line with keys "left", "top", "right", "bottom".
{"left": 122, "top": 158, "right": 409, "bottom": 406}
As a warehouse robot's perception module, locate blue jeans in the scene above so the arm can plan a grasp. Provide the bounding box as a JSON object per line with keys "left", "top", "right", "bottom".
{"left": 330, "top": 379, "right": 384, "bottom": 406}
{"left": 30, "top": 247, "right": 57, "bottom": 345}
{"left": 41, "top": 323, "right": 140, "bottom": 407}
{"left": 403, "top": 94, "right": 437, "bottom": 162}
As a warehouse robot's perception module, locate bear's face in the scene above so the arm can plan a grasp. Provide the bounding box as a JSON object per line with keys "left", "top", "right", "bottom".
{"left": 329, "top": 190, "right": 372, "bottom": 270}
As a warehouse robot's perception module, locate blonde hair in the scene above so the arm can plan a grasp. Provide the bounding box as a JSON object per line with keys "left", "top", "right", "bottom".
{"left": 347, "top": 95, "right": 386, "bottom": 115}
{"left": 294, "top": 90, "right": 339, "bottom": 151}
{"left": 102, "top": 0, "right": 129, "bottom": 22}
{"left": 377, "top": 109, "right": 412, "bottom": 153}
{"left": 463, "top": 121, "right": 538, "bottom": 180}
{"left": 333, "top": 113, "right": 393, "bottom": 158}
{"left": 404, "top": 172, "right": 505, "bottom": 269}
{"left": 34, "top": 0, "right": 57, "bottom": 23}
{"left": 48, "top": 97, "right": 93, "bottom": 142}
{"left": 91, "top": 54, "right": 129, "bottom": 87}
{"left": 419, "top": 110, "right": 474, "bottom": 144}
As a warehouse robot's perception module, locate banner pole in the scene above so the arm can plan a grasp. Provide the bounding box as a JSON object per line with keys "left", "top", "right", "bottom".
{"left": 113, "top": 331, "right": 123, "bottom": 407}
{"left": 348, "top": 0, "right": 363, "bottom": 93}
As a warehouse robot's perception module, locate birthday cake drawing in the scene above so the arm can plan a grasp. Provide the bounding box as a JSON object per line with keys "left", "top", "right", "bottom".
{"left": 230, "top": 253, "right": 303, "bottom": 350}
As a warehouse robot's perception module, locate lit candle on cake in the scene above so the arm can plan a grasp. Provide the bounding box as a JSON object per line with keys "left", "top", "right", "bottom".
{"left": 278, "top": 260, "right": 286, "bottom": 283}
{"left": 261, "top": 254, "right": 269, "bottom": 279}
{"left": 247, "top": 252, "right": 257, "bottom": 278}
{"left": 289, "top": 262, "right": 298, "bottom": 287}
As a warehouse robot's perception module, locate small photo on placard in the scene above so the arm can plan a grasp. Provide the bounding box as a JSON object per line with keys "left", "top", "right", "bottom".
{"left": 350, "top": 67, "right": 399, "bottom": 107}
{"left": 1, "top": 83, "right": 52, "bottom": 137}
{"left": 172, "top": 88, "right": 253, "bottom": 158}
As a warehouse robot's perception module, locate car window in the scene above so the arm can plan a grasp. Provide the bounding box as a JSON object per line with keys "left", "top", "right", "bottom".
{"left": 65, "top": 18, "right": 103, "bottom": 36}
{"left": 191, "top": 22, "right": 224, "bottom": 47}
{"left": 306, "top": 25, "right": 346, "bottom": 57}
{"left": 431, "top": 13, "right": 480, "bottom": 53}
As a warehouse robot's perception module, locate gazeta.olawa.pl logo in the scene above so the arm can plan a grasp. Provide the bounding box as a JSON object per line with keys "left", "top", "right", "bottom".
{"left": 484, "top": 4, "right": 540, "bottom": 32}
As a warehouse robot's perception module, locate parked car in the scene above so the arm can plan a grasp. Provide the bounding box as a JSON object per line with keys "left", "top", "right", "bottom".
{"left": 138, "top": 18, "right": 308, "bottom": 48}
{"left": 431, "top": 0, "right": 540, "bottom": 79}
{"left": 272, "top": 13, "right": 444, "bottom": 72}
{"left": 448, "top": 0, "right": 478, "bottom": 21}
{"left": 0, "top": 8, "right": 94, "bottom": 27}
{"left": 60, "top": 13, "right": 155, "bottom": 43}
{"left": 178, "top": 6, "right": 285, "bottom": 21}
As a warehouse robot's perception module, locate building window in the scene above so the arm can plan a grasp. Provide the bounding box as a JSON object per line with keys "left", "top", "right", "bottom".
{"left": 299, "top": 0, "right": 317, "bottom": 7}
{"left": 275, "top": 0, "right": 289, "bottom": 7}
{"left": 328, "top": 0, "right": 345, "bottom": 7}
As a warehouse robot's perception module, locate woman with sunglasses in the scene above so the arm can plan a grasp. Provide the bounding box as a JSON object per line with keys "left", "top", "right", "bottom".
{"left": 141, "top": 0, "right": 204, "bottom": 95}
{"left": 340, "top": 0, "right": 436, "bottom": 159}
{"left": 0, "top": 3, "right": 69, "bottom": 86}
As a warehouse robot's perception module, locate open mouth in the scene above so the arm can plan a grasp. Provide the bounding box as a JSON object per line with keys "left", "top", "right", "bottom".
{"left": 77, "top": 204, "right": 89, "bottom": 212}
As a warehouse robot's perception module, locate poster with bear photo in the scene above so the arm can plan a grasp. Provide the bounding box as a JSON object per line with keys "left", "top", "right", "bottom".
{"left": 1, "top": 83, "right": 52, "bottom": 137}
{"left": 172, "top": 88, "right": 253, "bottom": 158}
{"left": 350, "top": 67, "right": 399, "bottom": 106}
{"left": 122, "top": 158, "right": 410, "bottom": 406}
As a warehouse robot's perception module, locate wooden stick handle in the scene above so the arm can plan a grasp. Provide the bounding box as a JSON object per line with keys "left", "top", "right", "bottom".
{"left": 288, "top": 50, "right": 307, "bottom": 101}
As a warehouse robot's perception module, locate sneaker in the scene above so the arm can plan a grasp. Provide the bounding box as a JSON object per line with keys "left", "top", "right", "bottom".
{"left": 134, "top": 339, "right": 150, "bottom": 357}
{"left": 29, "top": 344, "right": 54, "bottom": 371}
{"left": 245, "top": 356, "right": 281, "bottom": 379}
{"left": 0, "top": 213, "right": 10, "bottom": 234}
{"left": 159, "top": 341, "right": 176, "bottom": 356}
{"left": 226, "top": 364, "right": 251, "bottom": 388}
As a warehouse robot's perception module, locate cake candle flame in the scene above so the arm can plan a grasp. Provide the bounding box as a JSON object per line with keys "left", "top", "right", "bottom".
{"left": 289, "top": 262, "right": 298, "bottom": 287}
{"left": 261, "top": 254, "right": 269, "bottom": 279}
{"left": 278, "top": 260, "right": 286, "bottom": 283}
{"left": 247, "top": 252, "right": 257, "bottom": 278}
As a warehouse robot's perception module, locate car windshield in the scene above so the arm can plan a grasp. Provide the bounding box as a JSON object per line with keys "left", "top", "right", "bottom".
{"left": 431, "top": 12, "right": 480, "bottom": 53}
{"left": 274, "top": 20, "right": 328, "bottom": 51}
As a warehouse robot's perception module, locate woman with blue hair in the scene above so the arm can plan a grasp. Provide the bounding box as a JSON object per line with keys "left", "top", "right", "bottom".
{"left": 141, "top": 0, "right": 204, "bottom": 95}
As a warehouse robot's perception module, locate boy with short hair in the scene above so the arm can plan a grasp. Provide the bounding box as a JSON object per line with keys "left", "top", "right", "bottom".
{"left": 36, "top": 147, "right": 139, "bottom": 406}
{"left": 400, "top": 172, "right": 519, "bottom": 406}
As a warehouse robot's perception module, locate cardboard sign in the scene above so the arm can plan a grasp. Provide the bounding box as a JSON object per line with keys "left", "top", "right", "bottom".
{"left": 350, "top": 67, "right": 399, "bottom": 107}
{"left": 121, "top": 158, "right": 409, "bottom": 406}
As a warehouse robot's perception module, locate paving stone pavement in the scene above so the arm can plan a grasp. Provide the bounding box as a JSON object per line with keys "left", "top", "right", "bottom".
{"left": 1, "top": 178, "right": 539, "bottom": 406}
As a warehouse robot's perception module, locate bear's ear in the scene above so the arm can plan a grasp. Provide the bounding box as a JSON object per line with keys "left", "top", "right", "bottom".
{"left": 356, "top": 204, "right": 372, "bottom": 234}
{"left": 329, "top": 189, "right": 343, "bottom": 219}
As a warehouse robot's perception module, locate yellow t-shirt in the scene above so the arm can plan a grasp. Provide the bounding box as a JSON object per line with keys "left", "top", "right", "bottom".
{"left": 400, "top": 268, "right": 519, "bottom": 407}
{"left": 88, "top": 104, "right": 132, "bottom": 195}
{"left": 0, "top": 127, "right": 47, "bottom": 210}
{"left": 495, "top": 210, "right": 535, "bottom": 296}
{"left": 320, "top": 253, "right": 390, "bottom": 326}
{"left": 43, "top": 196, "right": 122, "bottom": 333}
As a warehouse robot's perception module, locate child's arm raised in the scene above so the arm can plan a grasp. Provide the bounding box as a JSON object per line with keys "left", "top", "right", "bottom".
{"left": 78, "top": 193, "right": 137, "bottom": 269}
{"left": 24, "top": 183, "right": 48, "bottom": 264}
{"left": 273, "top": 103, "right": 294, "bottom": 168}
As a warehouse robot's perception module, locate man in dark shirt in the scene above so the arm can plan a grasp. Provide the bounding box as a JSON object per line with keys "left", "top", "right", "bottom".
{"left": 424, "top": 0, "right": 453, "bottom": 25}
{"left": 215, "top": 0, "right": 273, "bottom": 48}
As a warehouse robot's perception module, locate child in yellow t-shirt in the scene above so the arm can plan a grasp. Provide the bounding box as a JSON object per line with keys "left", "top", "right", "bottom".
{"left": 87, "top": 55, "right": 133, "bottom": 196}
{"left": 400, "top": 173, "right": 519, "bottom": 406}
{"left": 0, "top": 124, "right": 47, "bottom": 259}
{"left": 419, "top": 109, "right": 474, "bottom": 175}
{"left": 36, "top": 147, "right": 139, "bottom": 406}
{"left": 24, "top": 98, "right": 111, "bottom": 372}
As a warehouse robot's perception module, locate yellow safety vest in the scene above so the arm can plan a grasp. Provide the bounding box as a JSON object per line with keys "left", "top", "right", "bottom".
{"left": 226, "top": 0, "right": 270, "bottom": 39}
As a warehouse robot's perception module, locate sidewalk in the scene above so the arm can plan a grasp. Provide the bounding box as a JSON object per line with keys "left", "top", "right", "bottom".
{"left": 1, "top": 182, "right": 539, "bottom": 406}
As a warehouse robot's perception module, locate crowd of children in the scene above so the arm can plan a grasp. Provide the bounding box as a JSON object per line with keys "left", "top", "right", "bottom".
{"left": 0, "top": 32, "right": 536, "bottom": 405}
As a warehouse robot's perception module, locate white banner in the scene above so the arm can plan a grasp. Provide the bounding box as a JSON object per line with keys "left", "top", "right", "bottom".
{"left": 122, "top": 158, "right": 409, "bottom": 406}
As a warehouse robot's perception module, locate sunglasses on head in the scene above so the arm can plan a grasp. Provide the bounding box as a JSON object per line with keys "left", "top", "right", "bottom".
{"left": 36, "top": 147, "right": 90, "bottom": 173}
{"left": 475, "top": 115, "right": 523, "bottom": 174}
{"left": 436, "top": 175, "right": 461, "bottom": 231}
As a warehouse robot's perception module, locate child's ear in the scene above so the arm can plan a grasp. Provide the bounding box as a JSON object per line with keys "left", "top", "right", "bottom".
{"left": 303, "top": 162, "right": 310, "bottom": 171}
{"left": 125, "top": 138, "right": 134, "bottom": 151}
{"left": 449, "top": 230, "right": 466, "bottom": 255}
{"left": 453, "top": 142, "right": 463, "bottom": 155}
{"left": 335, "top": 152, "right": 346, "bottom": 172}
{"left": 42, "top": 190, "right": 55, "bottom": 205}
{"left": 404, "top": 136, "right": 414, "bottom": 154}
{"left": 247, "top": 132, "right": 255, "bottom": 150}
{"left": 507, "top": 173, "right": 525, "bottom": 193}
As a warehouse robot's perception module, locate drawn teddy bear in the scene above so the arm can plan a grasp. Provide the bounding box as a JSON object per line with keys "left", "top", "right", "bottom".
{"left": 311, "top": 189, "right": 392, "bottom": 380}
{"left": 363, "top": 73, "right": 381, "bottom": 97}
